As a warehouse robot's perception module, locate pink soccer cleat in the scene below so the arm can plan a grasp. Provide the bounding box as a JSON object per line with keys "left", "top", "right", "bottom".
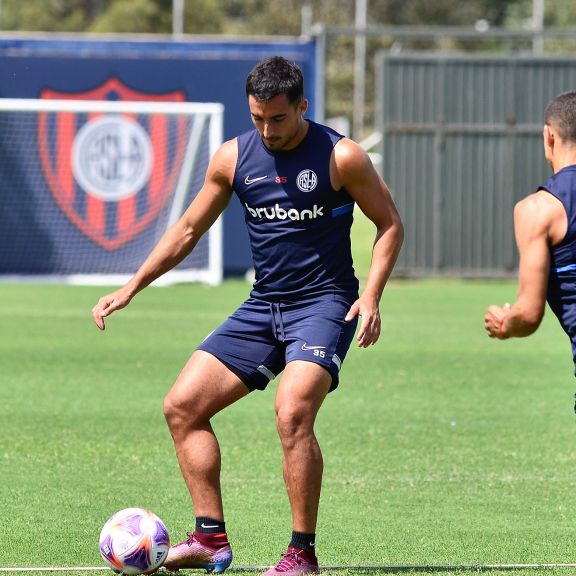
{"left": 262, "top": 547, "right": 320, "bottom": 576}
{"left": 163, "top": 532, "right": 232, "bottom": 573}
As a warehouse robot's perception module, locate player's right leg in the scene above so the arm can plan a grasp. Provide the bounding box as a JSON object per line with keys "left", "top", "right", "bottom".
{"left": 163, "top": 350, "right": 250, "bottom": 573}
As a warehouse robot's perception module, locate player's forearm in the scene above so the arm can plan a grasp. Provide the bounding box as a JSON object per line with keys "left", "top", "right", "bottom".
{"left": 500, "top": 301, "right": 544, "bottom": 338}
{"left": 363, "top": 218, "right": 404, "bottom": 301}
{"left": 125, "top": 222, "right": 198, "bottom": 296}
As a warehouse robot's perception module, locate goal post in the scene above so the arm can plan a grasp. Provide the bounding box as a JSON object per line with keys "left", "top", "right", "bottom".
{"left": 0, "top": 97, "right": 224, "bottom": 285}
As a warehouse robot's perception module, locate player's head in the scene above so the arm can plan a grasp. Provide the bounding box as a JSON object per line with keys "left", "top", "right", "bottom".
{"left": 544, "top": 91, "right": 576, "bottom": 143}
{"left": 245, "top": 56, "right": 308, "bottom": 151}
{"left": 246, "top": 56, "right": 304, "bottom": 106}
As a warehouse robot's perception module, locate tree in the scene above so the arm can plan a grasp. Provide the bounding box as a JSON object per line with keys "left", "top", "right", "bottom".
{"left": 0, "top": 0, "right": 224, "bottom": 34}
{"left": 1, "top": 0, "right": 103, "bottom": 32}
{"left": 3, "top": 0, "right": 575, "bottom": 133}
{"left": 88, "top": 0, "right": 224, "bottom": 34}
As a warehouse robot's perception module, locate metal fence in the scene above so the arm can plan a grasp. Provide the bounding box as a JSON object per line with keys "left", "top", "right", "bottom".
{"left": 376, "top": 53, "right": 576, "bottom": 277}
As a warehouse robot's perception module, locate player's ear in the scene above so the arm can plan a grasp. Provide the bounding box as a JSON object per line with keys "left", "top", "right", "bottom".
{"left": 299, "top": 98, "right": 308, "bottom": 117}
{"left": 543, "top": 124, "right": 555, "bottom": 148}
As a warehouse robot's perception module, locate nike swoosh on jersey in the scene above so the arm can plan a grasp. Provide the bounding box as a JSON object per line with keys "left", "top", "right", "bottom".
{"left": 244, "top": 175, "right": 267, "bottom": 185}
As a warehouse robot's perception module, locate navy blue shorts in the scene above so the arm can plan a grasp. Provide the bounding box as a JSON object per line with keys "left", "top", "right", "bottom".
{"left": 197, "top": 294, "right": 359, "bottom": 392}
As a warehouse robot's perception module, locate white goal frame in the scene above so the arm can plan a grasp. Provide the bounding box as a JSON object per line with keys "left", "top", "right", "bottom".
{"left": 0, "top": 98, "right": 224, "bottom": 286}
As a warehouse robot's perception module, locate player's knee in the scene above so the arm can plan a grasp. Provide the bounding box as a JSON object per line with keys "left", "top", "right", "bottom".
{"left": 275, "top": 406, "right": 314, "bottom": 448}
{"left": 162, "top": 392, "right": 180, "bottom": 430}
{"left": 164, "top": 386, "right": 213, "bottom": 436}
{"left": 163, "top": 391, "right": 194, "bottom": 434}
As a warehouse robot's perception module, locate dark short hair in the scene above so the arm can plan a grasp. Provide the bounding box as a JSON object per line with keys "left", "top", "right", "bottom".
{"left": 245, "top": 56, "right": 304, "bottom": 106}
{"left": 545, "top": 90, "right": 576, "bottom": 142}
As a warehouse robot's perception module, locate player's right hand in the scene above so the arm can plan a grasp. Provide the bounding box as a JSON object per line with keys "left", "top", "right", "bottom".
{"left": 484, "top": 303, "right": 511, "bottom": 339}
{"left": 91, "top": 289, "right": 132, "bottom": 331}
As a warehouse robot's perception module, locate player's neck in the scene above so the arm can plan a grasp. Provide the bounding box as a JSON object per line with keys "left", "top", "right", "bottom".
{"left": 551, "top": 145, "right": 576, "bottom": 174}
{"left": 551, "top": 153, "right": 576, "bottom": 174}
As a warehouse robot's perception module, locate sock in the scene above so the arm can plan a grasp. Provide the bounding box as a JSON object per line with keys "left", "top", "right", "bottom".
{"left": 289, "top": 531, "right": 316, "bottom": 552}
{"left": 196, "top": 517, "right": 226, "bottom": 534}
{"left": 195, "top": 517, "right": 228, "bottom": 548}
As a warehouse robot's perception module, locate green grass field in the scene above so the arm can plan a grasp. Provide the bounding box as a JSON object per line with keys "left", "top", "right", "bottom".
{"left": 1, "top": 276, "right": 576, "bottom": 576}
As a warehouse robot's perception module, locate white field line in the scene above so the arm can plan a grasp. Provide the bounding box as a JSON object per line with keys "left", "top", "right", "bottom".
{"left": 2, "top": 565, "right": 576, "bottom": 572}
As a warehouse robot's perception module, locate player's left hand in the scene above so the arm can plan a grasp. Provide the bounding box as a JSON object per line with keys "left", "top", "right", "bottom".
{"left": 345, "top": 297, "right": 381, "bottom": 347}
{"left": 484, "top": 303, "right": 511, "bottom": 339}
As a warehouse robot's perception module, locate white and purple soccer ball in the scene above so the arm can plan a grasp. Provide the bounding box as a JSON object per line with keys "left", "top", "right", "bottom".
{"left": 99, "top": 508, "right": 170, "bottom": 575}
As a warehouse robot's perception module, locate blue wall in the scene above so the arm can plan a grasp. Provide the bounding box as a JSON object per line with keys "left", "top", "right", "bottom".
{"left": 0, "top": 36, "right": 317, "bottom": 276}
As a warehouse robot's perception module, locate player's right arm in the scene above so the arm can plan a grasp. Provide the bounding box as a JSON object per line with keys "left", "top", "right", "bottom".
{"left": 91, "top": 139, "right": 237, "bottom": 330}
{"left": 484, "top": 190, "right": 565, "bottom": 339}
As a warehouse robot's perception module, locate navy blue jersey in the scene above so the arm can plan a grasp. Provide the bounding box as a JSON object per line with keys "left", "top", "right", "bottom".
{"left": 233, "top": 120, "right": 359, "bottom": 302}
{"left": 539, "top": 165, "right": 576, "bottom": 369}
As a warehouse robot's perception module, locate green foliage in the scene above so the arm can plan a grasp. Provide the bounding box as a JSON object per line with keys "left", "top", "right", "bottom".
{"left": 370, "top": 0, "right": 521, "bottom": 26}
{"left": 88, "top": 0, "right": 173, "bottom": 34}
{"left": 1, "top": 0, "right": 98, "bottom": 32}
{"left": 0, "top": 0, "right": 226, "bottom": 34}
{"left": 3, "top": 0, "right": 576, "bottom": 134}
{"left": 221, "top": 0, "right": 302, "bottom": 36}
{"left": 502, "top": 0, "right": 576, "bottom": 28}
{"left": 1, "top": 0, "right": 551, "bottom": 37}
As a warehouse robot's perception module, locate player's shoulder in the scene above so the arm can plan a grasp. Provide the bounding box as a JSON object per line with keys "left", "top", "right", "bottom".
{"left": 333, "top": 136, "right": 364, "bottom": 156}
{"left": 214, "top": 137, "right": 239, "bottom": 163}
{"left": 332, "top": 136, "right": 372, "bottom": 172}
{"left": 515, "top": 189, "right": 564, "bottom": 219}
{"left": 217, "top": 137, "right": 239, "bottom": 159}
{"left": 208, "top": 138, "right": 238, "bottom": 183}
{"left": 330, "top": 136, "right": 378, "bottom": 191}
{"left": 515, "top": 189, "right": 566, "bottom": 242}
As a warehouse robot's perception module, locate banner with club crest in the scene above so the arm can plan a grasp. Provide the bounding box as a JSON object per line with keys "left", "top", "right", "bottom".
{"left": 0, "top": 37, "right": 316, "bottom": 277}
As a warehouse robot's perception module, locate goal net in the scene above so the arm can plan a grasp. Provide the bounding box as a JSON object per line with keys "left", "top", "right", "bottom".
{"left": 0, "top": 98, "right": 223, "bottom": 285}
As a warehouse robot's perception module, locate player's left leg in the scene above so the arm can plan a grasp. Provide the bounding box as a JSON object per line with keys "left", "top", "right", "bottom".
{"left": 276, "top": 361, "right": 331, "bottom": 533}
{"left": 263, "top": 360, "right": 331, "bottom": 576}
{"left": 263, "top": 295, "right": 358, "bottom": 576}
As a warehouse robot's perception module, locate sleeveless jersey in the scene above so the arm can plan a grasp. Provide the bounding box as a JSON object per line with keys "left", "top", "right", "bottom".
{"left": 539, "top": 165, "right": 576, "bottom": 369}
{"left": 232, "top": 120, "right": 359, "bottom": 302}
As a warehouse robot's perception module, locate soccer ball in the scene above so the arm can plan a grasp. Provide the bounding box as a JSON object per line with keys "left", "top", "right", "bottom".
{"left": 99, "top": 508, "right": 170, "bottom": 575}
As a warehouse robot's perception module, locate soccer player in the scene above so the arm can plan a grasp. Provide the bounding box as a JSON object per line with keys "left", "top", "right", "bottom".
{"left": 92, "top": 56, "right": 403, "bottom": 576}
{"left": 484, "top": 90, "right": 576, "bottom": 378}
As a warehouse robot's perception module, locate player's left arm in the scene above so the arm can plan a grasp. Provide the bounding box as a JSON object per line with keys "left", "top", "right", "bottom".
{"left": 484, "top": 191, "right": 562, "bottom": 339}
{"left": 332, "top": 138, "right": 404, "bottom": 347}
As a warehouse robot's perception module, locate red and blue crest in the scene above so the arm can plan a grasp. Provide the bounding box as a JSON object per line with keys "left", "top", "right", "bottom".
{"left": 37, "top": 77, "right": 188, "bottom": 250}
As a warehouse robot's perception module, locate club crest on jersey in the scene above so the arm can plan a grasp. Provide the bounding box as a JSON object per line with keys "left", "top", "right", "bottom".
{"left": 296, "top": 169, "right": 318, "bottom": 192}
{"left": 37, "top": 77, "right": 188, "bottom": 250}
